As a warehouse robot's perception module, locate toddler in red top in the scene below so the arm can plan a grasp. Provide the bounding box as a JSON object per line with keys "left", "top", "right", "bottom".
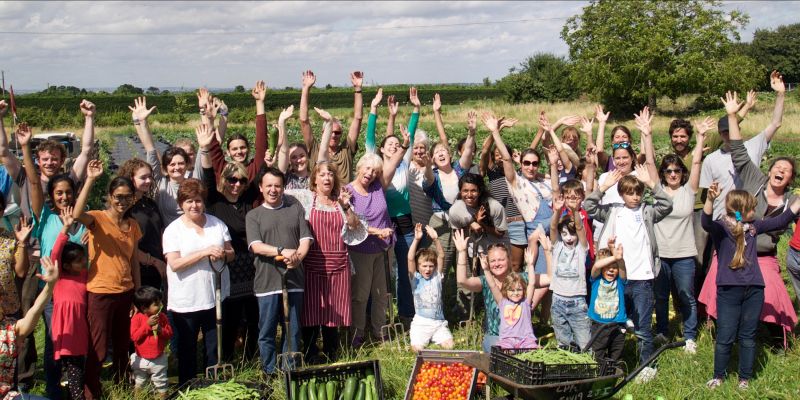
{"left": 130, "top": 286, "right": 173, "bottom": 398}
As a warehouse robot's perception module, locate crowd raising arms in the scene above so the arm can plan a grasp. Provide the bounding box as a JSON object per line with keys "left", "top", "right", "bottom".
{"left": 2, "top": 69, "right": 800, "bottom": 399}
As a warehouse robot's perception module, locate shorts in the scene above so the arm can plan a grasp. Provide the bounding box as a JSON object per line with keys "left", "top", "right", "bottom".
{"left": 496, "top": 336, "right": 539, "bottom": 350}
{"left": 507, "top": 220, "right": 527, "bottom": 246}
{"left": 130, "top": 352, "right": 169, "bottom": 392}
{"left": 409, "top": 315, "right": 453, "bottom": 347}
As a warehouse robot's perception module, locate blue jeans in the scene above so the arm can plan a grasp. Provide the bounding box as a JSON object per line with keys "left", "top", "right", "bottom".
{"left": 714, "top": 285, "right": 764, "bottom": 380}
{"left": 14, "top": 394, "right": 50, "bottom": 400}
{"left": 525, "top": 204, "right": 552, "bottom": 275}
{"left": 172, "top": 308, "right": 217, "bottom": 385}
{"left": 482, "top": 334, "right": 499, "bottom": 352}
{"left": 624, "top": 279, "right": 655, "bottom": 365}
{"left": 655, "top": 257, "right": 698, "bottom": 340}
{"left": 43, "top": 300, "right": 61, "bottom": 400}
{"left": 394, "top": 229, "right": 416, "bottom": 318}
{"left": 550, "top": 294, "right": 591, "bottom": 350}
{"left": 257, "top": 292, "right": 303, "bottom": 374}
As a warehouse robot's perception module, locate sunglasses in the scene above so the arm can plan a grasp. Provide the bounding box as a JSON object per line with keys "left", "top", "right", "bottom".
{"left": 612, "top": 142, "right": 632, "bottom": 150}
{"left": 226, "top": 176, "right": 248, "bottom": 185}
{"left": 664, "top": 168, "right": 682, "bottom": 175}
{"left": 522, "top": 160, "right": 540, "bottom": 167}
{"left": 331, "top": 130, "right": 343, "bottom": 136}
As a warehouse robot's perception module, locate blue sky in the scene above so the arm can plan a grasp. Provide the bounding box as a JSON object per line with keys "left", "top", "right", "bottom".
{"left": 0, "top": 1, "right": 797, "bottom": 91}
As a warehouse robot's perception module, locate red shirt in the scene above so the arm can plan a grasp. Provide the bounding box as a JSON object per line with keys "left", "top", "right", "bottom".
{"left": 130, "top": 311, "right": 172, "bottom": 359}
{"left": 789, "top": 218, "right": 800, "bottom": 251}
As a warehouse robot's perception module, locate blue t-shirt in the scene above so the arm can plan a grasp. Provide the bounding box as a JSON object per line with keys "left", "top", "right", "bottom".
{"left": 33, "top": 206, "right": 87, "bottom": 278}
{"left": 412, "top": 271, "right": 444, "bottom": 320}
{"left": 588, "top": 275, "right": 627, "bottom": 323}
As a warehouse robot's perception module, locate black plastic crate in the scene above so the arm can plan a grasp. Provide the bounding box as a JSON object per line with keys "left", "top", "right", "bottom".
{"left": 404, "top": 349, "right": 480, "bottom": 400}
{"left": 166, "top": 378, "right": 268, "bottom": 400}
{"left": 284, "top": 360, "right": 384, "bottom": 400}
{"left": 489, "top": 346, "right": 615, "bottom": 386}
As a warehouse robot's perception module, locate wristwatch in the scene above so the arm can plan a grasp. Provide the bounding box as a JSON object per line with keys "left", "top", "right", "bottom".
{"left": 276, "top": 246, "right": 285, "bottom": 256}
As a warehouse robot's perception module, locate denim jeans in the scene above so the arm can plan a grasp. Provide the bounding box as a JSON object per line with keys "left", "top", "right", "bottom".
{"left": 257, "top": 292, "right": 304, "bottom": 374}
{"left": 624, "top": 279, "right": 655, "bottom": 365}
{"left": 714, "top": 285, "right": 764, "bottom": 380}
{"left": 394, "top": 229, "right": 416, "bottom": 318}
{"left": 172, "top": 308, "right": 217, "bottom": 385}
{"left": 482, "top": 334, "right": 499, "bottom": 352}
{"left": 550, "top": 294, "right": 592, "bottom": 350}
{"left": 655, "top": 257, "right": 698, "bottom": 340}
{"left": 43, "top": 300, "right": 62, "bottom": 400}
{"left": 786, "top": 246, "right": 800, "bottom": 306}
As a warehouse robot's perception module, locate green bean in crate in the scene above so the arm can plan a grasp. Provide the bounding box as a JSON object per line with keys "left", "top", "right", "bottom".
{"left": 285, "top": 360, "right": 384, "bottom": 400}
{"left": 166, "top": 379, "right": 266, "bottom": 400}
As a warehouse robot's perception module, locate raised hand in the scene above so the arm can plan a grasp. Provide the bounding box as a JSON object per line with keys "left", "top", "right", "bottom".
{"left": 453, "top": 229, "right": 469, "bottom": 252}
{"left": 612, "top": 243, "right": 624, "bottom": 260}
{"left": 538, "top": 230, "right": 552, "bottom": 252}
{"left": 195, "top": 124, "right": 215, "bottom": 149}
{"left": 512, "top": 149, "right": 521, "bottom": 165}
{"left": 37, "top": 256, "right": 59, "bottom": 286}
{"left": 14, "top": 216, "right": 33, "bottom": 243}
{"left": 424, "top": 225, "right": 438, "bottom": 241}
{"left": 337, "top": 188, "right": 352, "bottom": 209}
{"left": 387, "top": 95, "right": 399, "bottom": 116}
{"left": 552, "top": 193, "right": 565, "bottom": 211}
{"left": 263, "top": 149, "right": 275, "bottom": 168}
{"left": 87, "top": 159, "right": 103, "bottom": 180}
{"left": 478, "top": 252, "right": 489, "bottom": 271}
{"left": 538, "top": 112, "right": 552, "bottom": 132}
{"left": 634, "top": 164, "right": 652, "bottom": 187}
{"left": 594, "top": 104, "right": 610, "bottom": 122}
{"left": 556, "top": 115, "right": 581, "bottom": 127}
{"left": 771, "top": 70, "right": 785, "bottom": 93}
{"left": 720, "top": 91, "right": 742, "bottom": 115}
{"left": 15, "top": 123, "right": 32, "bottom": 147}
{"left": 128, "top": 97, "right": 156, "bottom": 121}
{"left": 585, "top": 144, "right": 598, "bottom": 167}
{"left": 414, "top": 223, "right": 424, "bottom": 241}
{"left": 350, "top": 71, "right": 363, "bottom": 88}
{"left": 524, "top": 246, "right": 535, "bottom": 268}
{"left": 409, "top": 87, "right": 421, "bottom": 108}
{"left": 606, "top": 236, "right": 616, "bottom": 251}
{"left": 399, "top": 125, "right": 410, "bottom": 147}
{"left": 499, "top": 117, "right": 518, "bottom": 130}
{"left": 197, "top": 88, "right": 211, "bottom": 110}
{"left": 252, "top": 80, "right": 267, "bottom": 101}
{"left": 481, "top": 112, "right": 501, "bottom": 132}
{"left": 579, "top": 116, "right": 594, "bottom": 134}
{"left": 707, "top": 181, "right": 721, "bottom": 201}
{"left": 79, "top": 100, "right": 96, "bottom": 117}
{"left": 600, "top": 169, "right": 623, "bottom": 191}
{"left": 302, "top": 70, "right": 316, "bottom": 89}
{"left": 545, "top": 145, "right": 559, "bottom": 165}
{"left": 0, "top": 100, "right": 7, "bottom": 118}
{"left": 745, "top": 90, "right": 757, "bottom": 109}
{"left": 370, "top": 88, "right": 384, "bottom": 109}
{"left": 467, "top": 111, "right": 478, "bottom": 132}
{"left": 58, "top": 206, "right": 75, "bottom": 227}
{"left": 432, "top": 93, "right": 442, "bottom": 112}
{"left": 313, "top": 107, "right": 332, "bottom": 121}
{"left": 694, "top": 116, "right": 714, "bottom": 137}
{"left": 633, "top": 106, "right": 653, "bottom": 137}
{"left": 278, "top": 105, "right": 294, "bottom": 123}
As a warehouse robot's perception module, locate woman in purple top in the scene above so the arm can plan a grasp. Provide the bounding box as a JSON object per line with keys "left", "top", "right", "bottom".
{"left": 345, "top": 153, "right": 395, "bottom": 347}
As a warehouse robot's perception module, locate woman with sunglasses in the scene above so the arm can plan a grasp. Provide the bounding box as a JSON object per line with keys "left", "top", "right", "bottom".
{"left": 652, "top": 117, "right": 712, "bottom": 355}
{"left": 71, "top": 160, "right": 143, "bottom": 400}
{"left": 194, "top": 124, "right": 261, "bottom": 362}
{"left": 483, "top": 113, "right": 554, "bottom": 311}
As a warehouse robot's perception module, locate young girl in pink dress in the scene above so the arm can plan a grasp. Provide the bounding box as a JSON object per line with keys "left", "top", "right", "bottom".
{"left": 50, "top": 207, "right": 89, "bottom": 400}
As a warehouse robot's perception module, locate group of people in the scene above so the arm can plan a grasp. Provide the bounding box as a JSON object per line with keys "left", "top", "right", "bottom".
{"left": 0, "top": 68, "right": 797, "bottom": 399}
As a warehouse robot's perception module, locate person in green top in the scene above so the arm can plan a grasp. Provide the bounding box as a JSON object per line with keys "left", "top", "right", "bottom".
{"left": 364, "top": 87, "right": 419, "bottom": 321}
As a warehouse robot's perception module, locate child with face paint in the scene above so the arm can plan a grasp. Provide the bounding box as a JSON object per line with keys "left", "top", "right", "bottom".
{"left": 548, "top": 194, "right": 591, "bottom": 350}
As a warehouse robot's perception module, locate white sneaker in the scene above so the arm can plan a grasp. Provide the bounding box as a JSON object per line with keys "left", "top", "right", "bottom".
{"left": 706, "top": 378, "right": 722, "bottom": 389}
{"left": 635, "top": 366, "right": 657, "bottom": 384}
{"left": 684, "top": 339, "right": 697, "bottom": 354}
{"left": 625, "top": 319, "right": 635, "bottom": 330}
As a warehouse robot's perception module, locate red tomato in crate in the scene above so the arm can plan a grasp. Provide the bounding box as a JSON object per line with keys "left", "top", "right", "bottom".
{"left": 412, "top": 361, "right": 475, "bottom": 400}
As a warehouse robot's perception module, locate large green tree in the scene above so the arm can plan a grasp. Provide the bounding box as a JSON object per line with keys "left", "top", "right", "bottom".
{"left": 497, "top": 53, "right": 578, "bottom": 103}
{"left": 561, "top": 0, "right": 764, "bottom": 112}
{"left": 744, "top": 23, "right": 800, "bottom": 85}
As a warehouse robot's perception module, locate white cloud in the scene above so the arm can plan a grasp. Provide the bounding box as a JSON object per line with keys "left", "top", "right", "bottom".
{"left": 1, "top": 0, "right": 796, "bottom": 91}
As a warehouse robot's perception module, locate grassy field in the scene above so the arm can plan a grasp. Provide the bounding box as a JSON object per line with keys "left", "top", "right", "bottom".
{"left": 23, "top": 95, "right": 800, "bottom": 399}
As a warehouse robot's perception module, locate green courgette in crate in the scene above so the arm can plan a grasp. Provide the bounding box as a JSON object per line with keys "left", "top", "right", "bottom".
{"left": 326, "top": 380, "right": 337, "bottom": 400}
{"left": 299, "top": 382, "right": 308, "bottom": 400}
{"left": 308, "top": 378, "right": 318, "bottom": 400}
{"left": 317, "top": 382, "right": 326, "bottom": 400}
{"left": 355, "top": 381, "right": 365, "bottom": 400}
{"left": 343, "top": 377, "right": 357, "bottom": 400}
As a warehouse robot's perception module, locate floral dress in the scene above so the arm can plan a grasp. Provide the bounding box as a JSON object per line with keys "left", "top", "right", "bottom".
{"left": 0, "top": 232, "right": 19, "bottom": 317}
{"left": 0, "top": 318, "right": 19, "bottom": 400}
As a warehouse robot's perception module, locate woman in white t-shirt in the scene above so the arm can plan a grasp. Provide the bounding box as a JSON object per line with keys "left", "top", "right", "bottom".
{"left": 652, "top": 118, "right": 710, "bottom": 354}
{"left": 162, "top": 179, "right": 233, "bottom": 385}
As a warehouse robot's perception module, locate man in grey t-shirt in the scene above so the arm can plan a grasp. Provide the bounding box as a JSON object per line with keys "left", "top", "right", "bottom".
{"left": 246, "top": 167, "right": 312, "bottom": 375}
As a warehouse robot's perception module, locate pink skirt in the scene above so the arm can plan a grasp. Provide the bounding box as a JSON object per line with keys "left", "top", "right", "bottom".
{"left": 699, "top": 254, "right": 797, "bottom": 346}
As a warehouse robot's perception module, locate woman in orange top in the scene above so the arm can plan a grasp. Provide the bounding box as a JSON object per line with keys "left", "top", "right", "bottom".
{"left": 72, "top": 160, "right": 143, "bottom": 400}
